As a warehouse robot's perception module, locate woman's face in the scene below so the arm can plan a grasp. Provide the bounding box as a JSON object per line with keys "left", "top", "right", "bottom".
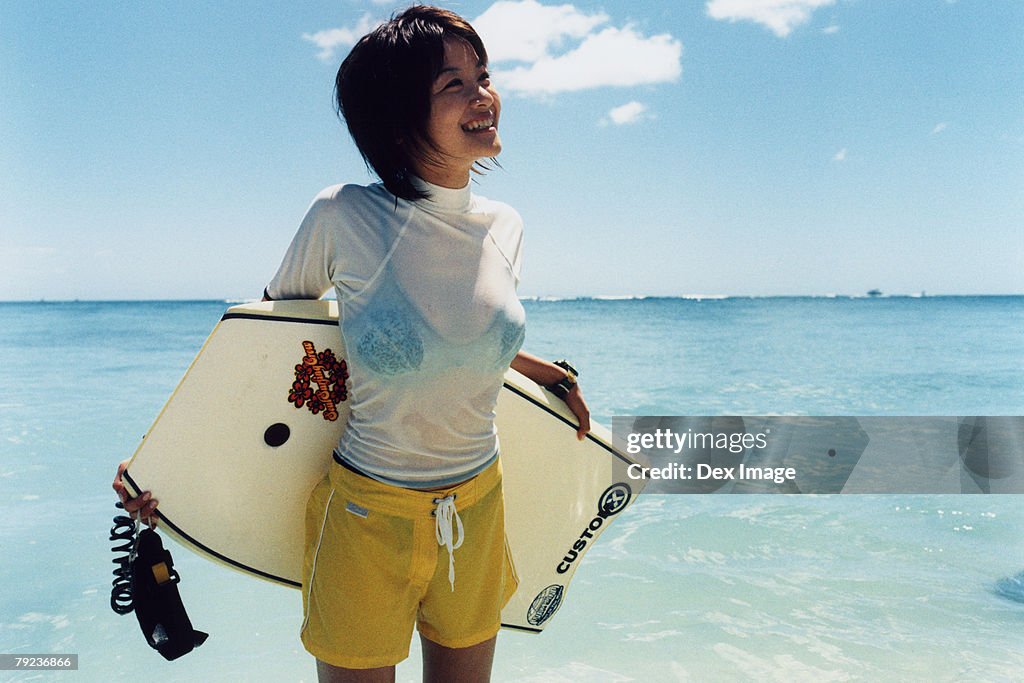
{"left": 415, "top": 37, "right": 501, "bottom": 188}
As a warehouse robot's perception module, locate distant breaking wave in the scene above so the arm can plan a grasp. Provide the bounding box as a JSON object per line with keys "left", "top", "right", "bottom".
{"left": 519, "top": 294, "right": 732, "bottom": 303}
{"left": 518, "top": 293, "right": 1002, "bottom": 303}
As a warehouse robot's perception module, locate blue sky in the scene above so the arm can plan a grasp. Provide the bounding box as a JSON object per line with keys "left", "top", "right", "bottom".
{"left": 2, "top": 0, "right": 1021, "bottom": 300}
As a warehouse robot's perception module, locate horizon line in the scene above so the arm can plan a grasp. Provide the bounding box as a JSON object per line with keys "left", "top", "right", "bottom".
{"left": 3, "top": 293, "right": 1024, "bottom": 304}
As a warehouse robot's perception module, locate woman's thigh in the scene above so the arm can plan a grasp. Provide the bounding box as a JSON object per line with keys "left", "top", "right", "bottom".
{"left": 421, "top": 635, "right": 497, "bottom": 683}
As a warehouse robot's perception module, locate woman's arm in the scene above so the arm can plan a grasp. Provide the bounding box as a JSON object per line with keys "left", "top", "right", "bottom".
{"left": 511, "top": 350, "right": 591, "bottom": 440}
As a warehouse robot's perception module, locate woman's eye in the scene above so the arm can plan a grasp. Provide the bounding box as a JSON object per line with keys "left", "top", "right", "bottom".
{"left": 444, "top": 79, "right": 462, "bottom": 90}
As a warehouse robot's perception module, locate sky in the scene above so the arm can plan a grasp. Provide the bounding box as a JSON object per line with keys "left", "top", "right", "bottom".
{"left": 1, "top": 0, "right": 1022, "bottom": 300}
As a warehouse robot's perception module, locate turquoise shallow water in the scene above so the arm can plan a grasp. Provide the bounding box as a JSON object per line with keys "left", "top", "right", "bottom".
{"left": 1, "top": 297, "right": 1022, "bottom": 681}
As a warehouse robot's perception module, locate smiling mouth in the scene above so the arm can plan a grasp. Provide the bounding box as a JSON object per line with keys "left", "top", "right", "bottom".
{"left": 462, "top": 113, "right": 495, "bottom": 132}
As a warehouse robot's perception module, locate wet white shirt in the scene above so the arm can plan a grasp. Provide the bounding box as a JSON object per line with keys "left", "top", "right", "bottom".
{"left": 267, "top": 177, "right": 526, "bottom": 487}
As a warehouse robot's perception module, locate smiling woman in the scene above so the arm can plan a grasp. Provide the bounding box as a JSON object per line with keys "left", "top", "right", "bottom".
{"left": 334, "top": 6, "right": 502, "bottom": 200}
{"left": 112, "top": 5, "right": 590, "bottom": 683}
{"left": 419, "top": 38, "right": 502, "bottom": 188}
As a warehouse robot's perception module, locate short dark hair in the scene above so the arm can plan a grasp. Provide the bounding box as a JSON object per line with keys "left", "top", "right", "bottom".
{"left": 335, "top": 5, "right": 489, "bottom": 201}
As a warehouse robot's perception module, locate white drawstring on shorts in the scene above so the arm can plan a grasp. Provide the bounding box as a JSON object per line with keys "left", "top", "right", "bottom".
{"left": 433, "top": 494, "right": 464, "bottom": 591}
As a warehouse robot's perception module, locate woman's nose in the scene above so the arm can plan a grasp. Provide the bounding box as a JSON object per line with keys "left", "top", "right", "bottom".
{"left": 472, "top": 85, "right": 493, "bottom": 106}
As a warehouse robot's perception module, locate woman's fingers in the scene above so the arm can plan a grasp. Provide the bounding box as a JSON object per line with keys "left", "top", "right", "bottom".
{"left": 112, "top": 459, "right": 158, "bottom": 523}
{"left": 567, "top": 388, "right": 591, "bottom": 440}
{"left": 124, "top": 492, "right": 159, "bottom": 526}
{"left": 124, "top": 491, "right": 155, "bottom": 513}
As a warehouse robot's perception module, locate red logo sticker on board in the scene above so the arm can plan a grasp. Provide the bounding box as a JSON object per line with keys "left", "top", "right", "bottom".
{"left": 288, "top": 341, "right": 348, "bottom": 422}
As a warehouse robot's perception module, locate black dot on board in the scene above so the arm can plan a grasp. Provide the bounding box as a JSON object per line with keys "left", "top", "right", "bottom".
{"left": 264, "top": 423, "right": 291, "bottom": 448}
{"left": 828, "top": 448, "right": 836, "bottom": 457}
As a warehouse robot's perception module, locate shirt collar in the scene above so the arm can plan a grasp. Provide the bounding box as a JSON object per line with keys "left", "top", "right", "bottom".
{"left": 410, "top": 175, "right": 473, "bottom": 214}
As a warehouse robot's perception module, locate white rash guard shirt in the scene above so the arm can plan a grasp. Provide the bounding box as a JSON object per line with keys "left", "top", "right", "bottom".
{"left": 266, "top": 177, "right": 526, "bottom": 488}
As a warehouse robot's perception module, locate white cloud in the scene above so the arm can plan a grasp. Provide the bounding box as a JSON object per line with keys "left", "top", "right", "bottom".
{"left": 474, "top": 0, "right": 609, "bottom": 63}
{"left": 931, "top": 122, "right": 948, "bottom": 135}
{"left": 474, "top": 1, "right": 682, "bottom": 96}
{"left": 832, "top": 147, "right": 847, "bottom": 161}
{"left": 822, "top": 24, "right": 840, "bottom": 34}
{"left": 302, "top": 13, "right": 378, "bottom": 63}
{"left": 303, "top": 3, "right": 683, "bottom": 98}
{"left": 705, "top": 0, "right": 837, "bottom": 38}
{"left": 492, "top": 25, "right": 682, "bottom": 96}
{"left": 604, "top": 101, "right": 649, "bottom": 126}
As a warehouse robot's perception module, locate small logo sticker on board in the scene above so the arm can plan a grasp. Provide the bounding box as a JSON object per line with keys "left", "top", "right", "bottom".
{"left": 598, "top": 483, "right": 632, "bottom": 516}
{"left": 527, "top": 584, "right": 564, "bottom": 626}
{"left": 288, "top": 340, "right": 349, "bottom": 421}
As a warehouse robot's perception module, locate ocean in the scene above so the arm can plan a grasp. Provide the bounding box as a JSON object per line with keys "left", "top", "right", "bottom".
{"left": 1, "top": 296, "right": 1022, "bottom": 681}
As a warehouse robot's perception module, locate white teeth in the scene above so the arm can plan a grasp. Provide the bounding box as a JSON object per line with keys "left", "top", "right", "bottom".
{"left": 462, "top": 117, "right": 494, "bottom": 132}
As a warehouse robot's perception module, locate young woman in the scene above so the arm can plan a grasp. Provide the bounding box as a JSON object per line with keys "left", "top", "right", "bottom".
{"left": 114, "top": 6, "right": 589, "bottom": 682}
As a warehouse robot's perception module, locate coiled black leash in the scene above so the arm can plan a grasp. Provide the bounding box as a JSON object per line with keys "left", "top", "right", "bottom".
{"left": 109, "top": 501, "right": 208, "bottom": 660}
{"left": 109, "top": 504, "right": 138, "bottom": 615}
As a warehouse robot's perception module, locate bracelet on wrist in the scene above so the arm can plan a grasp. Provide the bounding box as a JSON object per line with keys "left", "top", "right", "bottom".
{"left": 545, "top": 359, "right": 578, "bottom": 399}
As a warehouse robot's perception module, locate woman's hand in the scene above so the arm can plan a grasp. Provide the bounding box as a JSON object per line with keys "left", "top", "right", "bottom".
{"left": 112, "top": 458, "right": 159, "bottom": 524}
{"left": 511, "top": 351, "right": 591, "bottom": 440}
{"left": 562, "top": 384, "right": 591, "bottom": 441}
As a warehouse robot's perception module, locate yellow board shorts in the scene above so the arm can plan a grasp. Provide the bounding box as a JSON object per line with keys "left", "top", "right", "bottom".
{"left": 300, "top": 456, "right": 518, "bottom": 670}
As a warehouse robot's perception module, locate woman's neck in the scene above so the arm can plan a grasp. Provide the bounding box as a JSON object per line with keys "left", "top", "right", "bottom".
{"left": 412, "top": 161, "right": 472, "bottom": 189}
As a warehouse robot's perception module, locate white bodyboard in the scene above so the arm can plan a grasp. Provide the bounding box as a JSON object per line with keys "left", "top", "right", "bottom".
{"left": 124, "top": 300, "right": 642, "bottom": 632}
